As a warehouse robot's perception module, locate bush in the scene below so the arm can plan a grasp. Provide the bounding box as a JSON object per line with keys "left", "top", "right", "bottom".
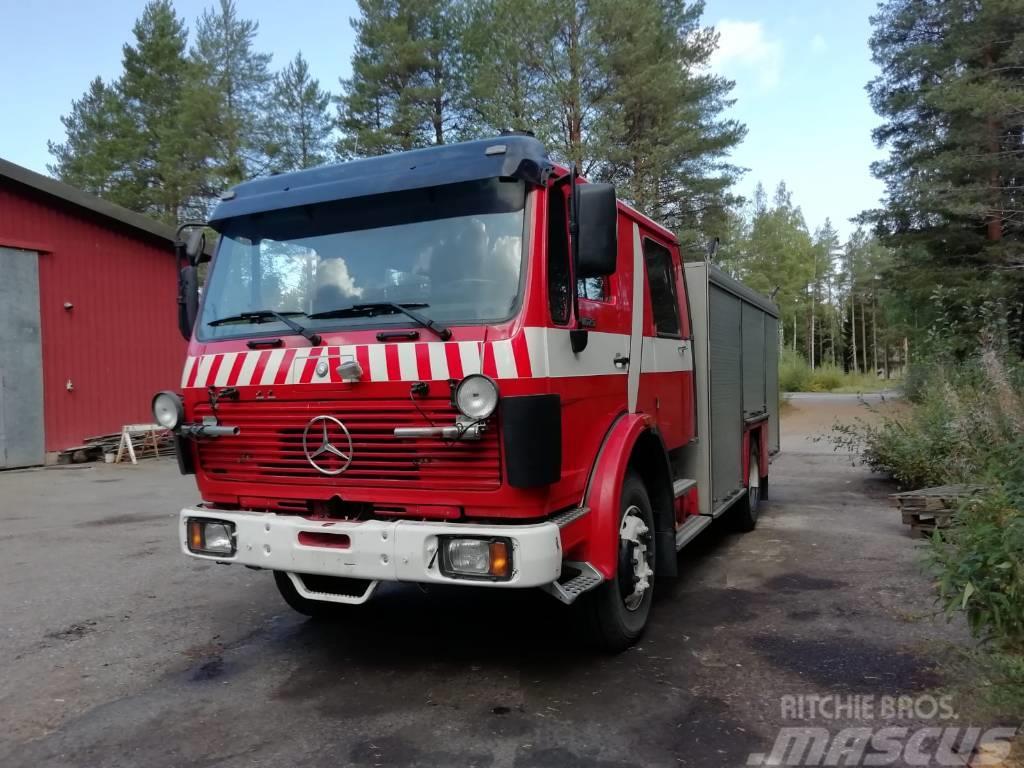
{"left": 831, "top": 350, "right": 1024, "bottom": 489}
{"left": 808, "top": 365, "right": 843, "bottom": 392}
{"left": 928, "top": 484, "right": 1024, "bottom": 653}
{"left": 780, "top": 350, "right": 893, "bottom": 393}
{"left": 902, "top": 361, "right": 935, "bottom": 403}
{"left": 779, "top": 349, "right": 812, "bottom": 392}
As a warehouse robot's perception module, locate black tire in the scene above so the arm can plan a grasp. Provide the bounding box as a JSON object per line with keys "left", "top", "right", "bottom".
{"left": 729, "top": 446, "right": 762, "bottom": 533}
{"left": 585, "top": 471, "right": 657, "bottom": 652}
{"left": 273, "top": 571, "right": 345, "bottom": 619}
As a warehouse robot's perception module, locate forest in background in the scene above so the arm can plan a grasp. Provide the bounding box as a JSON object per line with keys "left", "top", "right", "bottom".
{"left": 47, "top": 0, "right": 1024, "bottom": 374}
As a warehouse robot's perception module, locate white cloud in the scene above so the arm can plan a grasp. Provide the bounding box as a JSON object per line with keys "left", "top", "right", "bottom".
{"left": 711, "top": 19, "right": 783, "bottom": 90}
{"left": 810, "top": 34, "right": 827, "bottom": 54}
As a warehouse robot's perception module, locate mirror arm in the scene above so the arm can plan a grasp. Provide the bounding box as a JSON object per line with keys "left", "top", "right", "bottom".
{"left": 567, "top": 165, "right": 588, "bottom": 352}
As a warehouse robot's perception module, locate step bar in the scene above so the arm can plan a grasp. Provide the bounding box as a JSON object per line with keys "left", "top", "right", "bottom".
{"left": 675, "top": 514, "right": 713, "bottom": 550}
{"left": 541, "top": 561, "right": 604, "bottom": 605}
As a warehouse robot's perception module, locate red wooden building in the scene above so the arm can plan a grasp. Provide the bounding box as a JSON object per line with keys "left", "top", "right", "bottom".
{"left": 0, "top": 158, "right": 185, "bottom": 467}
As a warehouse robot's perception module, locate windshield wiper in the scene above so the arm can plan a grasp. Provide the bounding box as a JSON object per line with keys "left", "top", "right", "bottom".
{"left": 207, "top": 310, "right": 322, "bottom": 346}
{"left": 309, "top": 303, "right": 451, "bottom": 341}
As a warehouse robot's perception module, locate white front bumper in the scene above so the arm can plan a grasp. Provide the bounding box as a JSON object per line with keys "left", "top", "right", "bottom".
{"left": 178, "top": 507, "right": 563, "bottom": 588}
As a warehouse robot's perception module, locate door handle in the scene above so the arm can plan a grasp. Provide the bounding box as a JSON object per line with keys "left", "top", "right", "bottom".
{"left": 613, "top": 353, "right": 630, "bottom": 369}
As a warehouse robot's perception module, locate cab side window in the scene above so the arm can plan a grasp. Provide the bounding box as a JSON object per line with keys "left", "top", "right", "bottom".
{"left": 643, "top": 239, "right": 682, "bottom": 338}
{"left": 578, "top": 276, "right": 610, "bottom": 301}
{"left": 547, "top": 185, "right": 572, "bottom": 325}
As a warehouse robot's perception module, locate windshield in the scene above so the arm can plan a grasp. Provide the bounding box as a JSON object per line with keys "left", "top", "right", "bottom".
{"left": 198, "top": 178, "right": 527, "bottom": 341}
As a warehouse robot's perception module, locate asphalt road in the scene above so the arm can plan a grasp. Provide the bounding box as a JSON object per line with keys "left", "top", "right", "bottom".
{"left": 0, "top": 395, "right": 982, "bottom": 767}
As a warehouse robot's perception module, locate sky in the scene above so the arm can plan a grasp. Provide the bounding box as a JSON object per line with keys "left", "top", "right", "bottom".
{"left": 0, "top": 0, "right": 884, "bottom": 240}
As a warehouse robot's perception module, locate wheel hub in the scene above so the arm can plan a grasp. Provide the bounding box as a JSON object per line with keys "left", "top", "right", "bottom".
{"left": 618, "top": 506, "right": 652, "bottom": 611}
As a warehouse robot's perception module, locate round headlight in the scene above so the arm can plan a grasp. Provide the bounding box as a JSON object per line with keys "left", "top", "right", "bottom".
{"left": 152, "top": 391, "right": 184, "bottom": 430}
{"left": 454, "top": 375, "right": 499, "bottom": 420}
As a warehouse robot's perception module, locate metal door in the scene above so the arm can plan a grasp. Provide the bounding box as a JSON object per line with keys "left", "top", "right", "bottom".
{"left": 709, "top": 284, "right": 743, "bottom": 505}
{"left": 741, "top": 301, "right": 766, "bottom": 417}
{"left": 0, "top": 248, "right": 44, "bottom": 467}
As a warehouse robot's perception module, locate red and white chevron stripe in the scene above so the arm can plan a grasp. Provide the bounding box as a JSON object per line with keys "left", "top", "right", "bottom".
{"left": 181, "top": 335, "right": 534, "bottom": 388}
{"left": 180, "top": 328, "right": 692, "bottom": 388}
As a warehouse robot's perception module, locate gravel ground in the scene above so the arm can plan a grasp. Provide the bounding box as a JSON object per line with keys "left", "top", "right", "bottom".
{"left": 0, "top": 394, "right": 998, "bottom": 768}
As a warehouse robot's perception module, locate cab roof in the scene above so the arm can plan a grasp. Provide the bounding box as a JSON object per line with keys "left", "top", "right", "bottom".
{"left": 209, "top": 136, "right": 553, "bottom": 226}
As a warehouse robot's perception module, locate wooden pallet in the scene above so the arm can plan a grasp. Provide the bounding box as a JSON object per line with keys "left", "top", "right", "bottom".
{"left": 890, "top": 484, "right": 986, "bottom": 511}
{"left": 890, "top": 485, "right": 985, "bottom": 538}
{"left": 904, "top": 511, "right": 955, "bottom": 538}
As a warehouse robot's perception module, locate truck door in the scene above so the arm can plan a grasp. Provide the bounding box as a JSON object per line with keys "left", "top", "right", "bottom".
{"left": 637, "top": 236, "right": 694, "bottom": 451}
{"left": 538, "top": 184, "right": 633, "bottom": 509}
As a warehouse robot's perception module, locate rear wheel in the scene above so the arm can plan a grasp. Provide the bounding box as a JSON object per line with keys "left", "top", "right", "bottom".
{"left": 586, "top": 471, "right": 656, "bottom": 652}
{"left": 730, "top": 447, "right": 762, "bottom": 532}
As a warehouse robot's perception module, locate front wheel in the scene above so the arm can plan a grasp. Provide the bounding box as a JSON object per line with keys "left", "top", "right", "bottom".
{"left": 585, "top": 471, "right": 656, "bottom": 652}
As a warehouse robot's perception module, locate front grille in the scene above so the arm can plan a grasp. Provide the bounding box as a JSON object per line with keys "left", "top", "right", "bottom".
{"left": 195, "top": 399, "right": 501, "bottom": 491}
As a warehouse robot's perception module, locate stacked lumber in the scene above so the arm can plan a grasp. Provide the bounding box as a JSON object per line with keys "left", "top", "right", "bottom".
{"left": 57, "top": 428, "right": 174, "bottom": 464}
{"left": 890, "top": 484, "right": 985, "bottom": 538}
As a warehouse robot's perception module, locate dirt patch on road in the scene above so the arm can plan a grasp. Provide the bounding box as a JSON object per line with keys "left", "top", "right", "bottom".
{"left": 781, "top": 393, "right": 906, "bottom": 454}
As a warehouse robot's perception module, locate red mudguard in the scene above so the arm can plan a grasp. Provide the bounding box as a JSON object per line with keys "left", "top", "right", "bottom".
{"left": 576, "top": 412, "right": 655, "bottom": 579}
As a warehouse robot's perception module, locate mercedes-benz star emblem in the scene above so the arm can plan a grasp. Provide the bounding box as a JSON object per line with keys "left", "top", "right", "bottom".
{"left": 302, "top": 415, "right": 354, "bottom": 475}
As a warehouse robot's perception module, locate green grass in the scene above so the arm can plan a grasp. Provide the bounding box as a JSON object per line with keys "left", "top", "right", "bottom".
{"left": 779, "top": 349, "right": 897, "bottom": 393}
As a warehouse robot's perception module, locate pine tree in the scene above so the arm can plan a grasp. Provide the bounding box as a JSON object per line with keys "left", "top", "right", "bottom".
{"left": 867, "top": 0, "right": 1024, "bottom": 347}
{"left": 460, "top": 0, "right": 553, "bottom": 140}
{"left": 192, "top": 0, "right": 273, "bottom": 184}
{"left": 590, "top": 0, "right": 744, "bottom": 239}
{"left": 811, "top": 220, "right": 841, "bottom": 367}
{"left": 543, "top": 2, "right": 601, "bottom": 172}
{"left": 47, "top": 78, "right": 136, "bottom": 206}
{"left": 49, "top": 0, "right": 216, "bottom": 223}
{"left": 738, "top": 182, "right": 816, "bottom": 353}
{"left": 339, "top": 0, "right": 465, "bottom": 156}
{"left": 265, "top": 52, "right": 334, "bottom": 172}
{"left": 120, "top": 0, "right": 215, "bottom": 222}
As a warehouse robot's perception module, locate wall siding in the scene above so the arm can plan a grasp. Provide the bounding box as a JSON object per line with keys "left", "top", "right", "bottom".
{"left": 0, "top": 181, "right": 184, "bottom": 452}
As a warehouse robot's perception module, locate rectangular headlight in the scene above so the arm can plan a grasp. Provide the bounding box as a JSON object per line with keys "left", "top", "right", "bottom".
{"left": 186, "top": 518, "right": 236, "bottom": 556}
{"left": 440, "top": 537, "right": 511, "bottom": 580}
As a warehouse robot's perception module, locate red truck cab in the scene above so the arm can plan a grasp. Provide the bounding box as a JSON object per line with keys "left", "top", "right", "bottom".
{"left": 157, "top": 136, "right": 779, "bottom": 650}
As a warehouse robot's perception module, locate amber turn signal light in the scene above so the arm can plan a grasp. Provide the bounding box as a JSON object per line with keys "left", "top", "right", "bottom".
{"left": 188, "top": 519, "right": 204, "bottom": 551}
{"left": 489, "top": 540, "right": 509, "bottom": 578}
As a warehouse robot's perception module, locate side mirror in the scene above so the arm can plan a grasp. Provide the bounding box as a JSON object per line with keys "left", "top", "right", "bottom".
{"left": 178, "top": 265, "right": 199, "bottom": 341}
{"left": 575, "top": 183, "right": 618, "bottom": 278}
{"left": 184, "top": 229, "right": 206, "bottom": 266}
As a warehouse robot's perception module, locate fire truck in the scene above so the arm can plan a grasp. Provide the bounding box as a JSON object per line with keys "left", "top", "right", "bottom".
{"left": 156, "top": 136, "right": 779, "bottom": 650}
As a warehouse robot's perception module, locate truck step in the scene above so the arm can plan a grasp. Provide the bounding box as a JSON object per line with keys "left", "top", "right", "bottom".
{"left": 673, "top": 478, "right": 697, "bottom": 497}
{"left": 290, "top": 573, "right": 379, "bottom": 605}
{"left": 675, "top": 514, "right": 713, "bottom": 550}
{"left": 542, "top": 561, "right": 604, "bottom": 605}
{"left": 549, "top": 506, "right": 590, "bottom": 528}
